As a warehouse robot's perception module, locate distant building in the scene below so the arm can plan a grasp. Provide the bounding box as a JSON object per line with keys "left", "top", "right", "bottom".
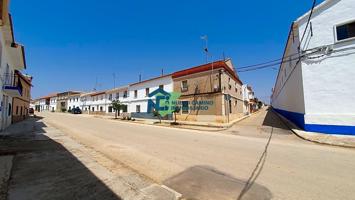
{"left": 172, "top": 59, "right": 244, "bottom": 123}
{"left": 49, "top": 95, "right": 57, "bottom": 112}
{"left": 67, "top": 93, "right": 81, "bottom": 111}
{"left": 271, "top": 0, "right": 355, "bottom": 135}
{"left": 12, "top": 71, "right": 32, "bottom": 123}
{"left": 242, "top": 85, "right": 257, "bottom": 114}
{"left": 56, "top": 91, "right": 81, "bottom": 112}
{"left": 105, "top": 86, "right": 129, "bottom": 115}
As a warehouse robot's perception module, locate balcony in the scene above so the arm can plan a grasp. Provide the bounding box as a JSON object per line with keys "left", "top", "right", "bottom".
{"left": 8, "top": 43, "right": 26, "bottom": 70}
{"left": 2, "top": 73, "right": 23, "bottom": 97}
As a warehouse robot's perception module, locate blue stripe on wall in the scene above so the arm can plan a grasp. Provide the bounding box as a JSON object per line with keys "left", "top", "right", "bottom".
{"left": 304, "top": 124, "right": 355, "bottom": 136}
{"left": 273, "top": 108, "right": 305, "bottom": 129}
{"left": 273, "top": 108, "right": 355, "bottom": 135}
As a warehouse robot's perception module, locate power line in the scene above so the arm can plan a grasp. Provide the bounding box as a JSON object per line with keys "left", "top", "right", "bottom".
{"left": 299, "top": 0, "right": 317, "bottom": 48}
{"left": 237, "top": 0, "right": 317, "bottom": 73}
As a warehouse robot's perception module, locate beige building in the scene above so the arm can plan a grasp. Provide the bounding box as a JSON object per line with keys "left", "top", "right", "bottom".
{"left": 56, "top": 91, "right": 81, "bottom": 112}
{"left": 12, "top": 70, "right": 32, "bottom": 123}
{"left": 172, "top": 59, "right": 244, "bottom": 123}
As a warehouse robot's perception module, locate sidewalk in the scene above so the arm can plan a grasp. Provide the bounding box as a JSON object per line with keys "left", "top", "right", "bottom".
{"left": 273, "top": 110, "right": 355, "bottom": 148}
{"left": 92, "top": 113, "right": 252, "bottom": 131}
{"left": 0, "top": 117, "right": 181, "bottom": 200}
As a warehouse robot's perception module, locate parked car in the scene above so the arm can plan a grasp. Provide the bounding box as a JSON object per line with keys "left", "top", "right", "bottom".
{"left": 29, "top": 108, "right": 34, "bottom": 115}
{"left": 72, "top": 107, "right": 82, "bottom": 114}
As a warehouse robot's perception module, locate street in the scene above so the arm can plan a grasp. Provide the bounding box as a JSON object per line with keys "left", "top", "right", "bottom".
{"left": 38, "top": 109, "right": 355, "bottom": 200}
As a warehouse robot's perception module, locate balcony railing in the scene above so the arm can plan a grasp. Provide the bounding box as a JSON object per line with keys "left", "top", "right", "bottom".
{"left": 2, "top": 73, "right": 23, "bottom": 97}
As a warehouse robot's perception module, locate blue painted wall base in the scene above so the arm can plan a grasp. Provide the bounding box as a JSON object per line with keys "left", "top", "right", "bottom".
{"left": 273, "top": 108, "right": 355, "bottom": 136}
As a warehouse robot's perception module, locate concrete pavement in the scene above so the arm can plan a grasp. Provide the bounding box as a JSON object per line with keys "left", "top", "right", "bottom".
{"left": 0, "top": 117, "right": 181, "bottom": 200}
{"left": 37, "top": 110, "right": 355, "bottom": 200}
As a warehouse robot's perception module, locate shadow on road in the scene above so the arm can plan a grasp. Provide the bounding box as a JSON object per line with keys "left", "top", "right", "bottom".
{"left": 164, "top": 165, "right": 272, "bottom": 200}
{"left": 262, "top": 108, "right": 289, "bottom": 131}
{"left": 237, "top": 127, "right": 274, "bottom": 200}
{"left": 0, "top": 117, "right": 122, "bottom": 200}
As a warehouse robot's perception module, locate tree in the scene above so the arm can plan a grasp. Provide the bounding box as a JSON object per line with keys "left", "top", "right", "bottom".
{"left": 172, "top": 106, "right": 181, "bottom": 124}
{"left": 112, "top": 100, "right": 123, "bottom": 119}
{"left": 153, "top": 110, "right": 162, "bottom": 123}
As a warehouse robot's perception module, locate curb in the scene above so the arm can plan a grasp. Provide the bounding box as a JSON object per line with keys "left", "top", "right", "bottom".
{"left": 272, "top": 109, "right": 355, "bottom": 148}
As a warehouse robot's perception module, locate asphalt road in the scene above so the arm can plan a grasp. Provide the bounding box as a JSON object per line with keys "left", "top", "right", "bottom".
{"left": 38, "top": 109, "right": 355, "bottom": 200}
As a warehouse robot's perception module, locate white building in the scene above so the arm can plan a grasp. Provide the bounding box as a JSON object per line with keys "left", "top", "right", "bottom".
{"left": 0, "top": 1, "right": 27, "bottom": 131}
{"left": 49, "top": 96, "right": 57, "bottom": 112}
{"left": 271, "top": 0, "right": 355, "bottom": 135}
{"left": 39, "top": 98, "right": 49, "bottom": 112}
{"left": 67, "top": 93, "right": 81, "bottom": 111}
{"left": 128, "top": 75, "right": 173, "bottom": 118}
{"left": 105, "top": 86, "right": 129, "bottom": 115}
{"left": 242, "top": 85, "right": 253, "bottom": 114}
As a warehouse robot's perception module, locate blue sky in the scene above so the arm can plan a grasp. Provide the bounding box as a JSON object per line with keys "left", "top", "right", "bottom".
{"left": 11, "top": 0, "right": 320, "bottom": 102}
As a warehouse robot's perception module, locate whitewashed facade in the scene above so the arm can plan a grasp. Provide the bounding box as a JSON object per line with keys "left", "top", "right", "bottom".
{"left": 49, "top": 96, "right": 57, "bottom": 112}
{"left": 67, "top": 94, "right": 81, "bottom": 111}
{"left": 127, "top": 75, "right": 173, "bottom": 118}
{"left": 271, "top": 0, "right": 355, "bottom": 135}
{"left": 105, "top": 86, "right": 129, "bottom": 114}
{"left": 0, "top": 1, "right": 27, "bottom": 131}
{"left": 39, "top": 99, "right": 49, "bottom": 112}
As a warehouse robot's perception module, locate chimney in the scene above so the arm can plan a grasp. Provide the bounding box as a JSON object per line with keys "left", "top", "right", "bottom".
{"left": 161, "top": 68, "right": 164, "bottom": 76}
{"left": 139, "top": 74, "right": 142, "bottom": 82}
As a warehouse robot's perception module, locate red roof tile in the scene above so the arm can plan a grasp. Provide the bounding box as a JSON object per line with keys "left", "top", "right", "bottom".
{"left": 172, "top": 60, "right": 243, "bottom": 85}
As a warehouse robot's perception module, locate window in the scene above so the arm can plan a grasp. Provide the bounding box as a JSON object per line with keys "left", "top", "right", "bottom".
{"left": 146, "top": 88, "right": 150, "bottom": 97}
{"left": 181, "top": 80, "right": 188, "bottom": 92}
{"left": 100, "top": 106, "right": 103, "bottom": 111}
{"left": 229, "top": 100, "right": 232, "bottom": 114}
{"left": 124, "top": 91, "right": 128, "bottom": 98}
{"left": 159, "top": 85, "right": 164, "bottom": 90}
{"left": 336, "top": 21, "right": 355, "bottom": 41}
{"left": 109, "top": 94, "right": 112, "bottom": 100}
{"left": 134, "top": 90, "right": 138, "bottom": 98}
{"left": 182, "top": 101, "right": 189, "bottom": 114}
{"left": 136, "top": 105, "right": 141, "bottom": 113}
{"left": 228, "top": 78, "right": 232, "bottom": 90}
{"left": 116, "top": 93, "right": 119, "bottom": 99}
{"left": 100, "top": 95, "right": 103, "bottom": 100}
{"left": 16, "top": 106, "right": 19, "bottom": 115}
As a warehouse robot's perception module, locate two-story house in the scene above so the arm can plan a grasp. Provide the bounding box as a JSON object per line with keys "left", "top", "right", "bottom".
{"left": 0, "top": 0, "right": 28, "bottom": 130}
{"left": 172, "top": 59, "right": 244, "bottom": 123}
{"left": 49, "top": 95, "right": 57, "bottom": 112}
{"left": 56, "top": 91, "right": 81, "bottom": 112}
{"left": 128, "top": 74, "right": 173, "bottom": 118}
{"left": 11, "top": 70, "right": 32, "bottom": 123}
{"left": 105, "top": 86, "right": 129, "bottom": 115}
{"left": 271, "top": 0, "right": 355, "bottom": 135}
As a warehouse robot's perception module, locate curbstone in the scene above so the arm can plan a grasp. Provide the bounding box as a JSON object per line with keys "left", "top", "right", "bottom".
{"left": 273, "top": 109, "right": 355, "bottom": 148}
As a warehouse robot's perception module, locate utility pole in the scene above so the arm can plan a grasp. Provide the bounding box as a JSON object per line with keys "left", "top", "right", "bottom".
{"left": 113, "top": 73, "right": 116, "bottom": 88}
{"left": 201, "top": 35, "right": 208, "bottom": 64}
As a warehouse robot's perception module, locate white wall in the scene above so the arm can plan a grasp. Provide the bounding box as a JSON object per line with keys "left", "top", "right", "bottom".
{"left": 127, "top": 76, "right": 173, "bottom": 113}
{"left": 104, "top": 88, "right": 129, "bottom": 113}
{"left": 271, "top": 23, "right": 306, "bottom": 115}
{"left": 298, "top": 0, "right": 355, "bottom": 126}
{"left": 67, "top": 95, "right": 81, "bottom": 110}
{"left": 49, "top": 97, "right": 57, "bottom": 112}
